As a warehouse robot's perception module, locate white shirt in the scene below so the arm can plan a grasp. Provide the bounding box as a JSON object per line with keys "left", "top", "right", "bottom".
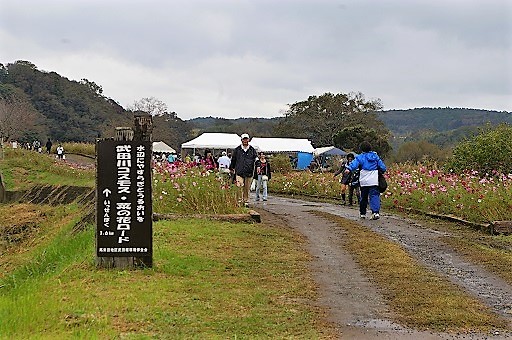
{"left": 218, "top": 155, "right": 231, "bottom": 169}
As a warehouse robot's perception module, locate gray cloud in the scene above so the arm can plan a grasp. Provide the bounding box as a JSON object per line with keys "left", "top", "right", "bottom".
{"left": 0, "top": 0, "right": 510, "bottom": 119}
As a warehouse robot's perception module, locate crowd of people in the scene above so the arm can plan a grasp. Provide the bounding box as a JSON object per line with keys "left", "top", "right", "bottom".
{"left": 10, "top": 138, "right": 66, "bottom": 160}
{"left": 154, "top": 133, "right": 272, "bottom": 208}
{"left": 153, "top": 134, "right": 387, "bottom": 217}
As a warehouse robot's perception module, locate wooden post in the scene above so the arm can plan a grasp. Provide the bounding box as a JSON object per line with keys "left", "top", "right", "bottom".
{"left": 133, "top": 114, "right": 153, "bottom": 267}
{"left": 0, "top": 173, "right": 5, "bottom": 203}
{"left": 96, "top": 115, "right": 153, "bottom": 269}
{"left": 0, "top": 139, "right": 5, "bottom": 203}
{"left": 133, "top": 114, "right": 153, "bottom": 142}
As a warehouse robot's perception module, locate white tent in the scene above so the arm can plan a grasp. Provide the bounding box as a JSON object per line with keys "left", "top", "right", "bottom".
{"left": 313, "top": 146, "right": 347, "bottom": 157}
{"left": 251, "top": 137, "right": 315, "bottom": 153}
{"left": 181, "top": 133, "right": 241, "bottom": 150}
{"left": 152, "top": 141, "right": 176, "bottom": 154}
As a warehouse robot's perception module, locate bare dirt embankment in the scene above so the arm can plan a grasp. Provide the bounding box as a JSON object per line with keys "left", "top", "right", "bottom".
{"left": 253, "top": 195, "right": 512, "bottom": 339}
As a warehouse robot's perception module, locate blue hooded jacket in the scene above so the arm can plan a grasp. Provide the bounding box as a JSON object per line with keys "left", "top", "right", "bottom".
{"left": 346, "top": 151, "right": 386, "bottom": 187}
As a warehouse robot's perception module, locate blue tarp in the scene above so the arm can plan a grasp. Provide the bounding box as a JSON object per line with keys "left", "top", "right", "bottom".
{"left": 297, "top": 152, "right": 314, "bottom": 170}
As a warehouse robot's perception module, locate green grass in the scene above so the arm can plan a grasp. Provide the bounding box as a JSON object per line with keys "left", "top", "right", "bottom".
{"left": 0, "top": 148, "right": 94, "bottom": 190}
{"left": 1, "top": 207, "right": 332, "bottom": 338}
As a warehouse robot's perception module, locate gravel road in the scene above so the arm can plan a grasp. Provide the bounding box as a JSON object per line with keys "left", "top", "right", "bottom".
{"left": 252, "top": 194, "right": 512, "bottom": 339}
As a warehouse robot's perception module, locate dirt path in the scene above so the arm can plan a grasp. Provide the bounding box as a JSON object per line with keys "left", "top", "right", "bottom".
{"left": 252, "top": 194, "right": 512, "bottom": 339}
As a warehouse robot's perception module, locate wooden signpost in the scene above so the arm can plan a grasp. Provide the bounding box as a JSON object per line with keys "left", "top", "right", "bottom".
{"left": 96, "top": 114, "right": 153, "bottom": 268}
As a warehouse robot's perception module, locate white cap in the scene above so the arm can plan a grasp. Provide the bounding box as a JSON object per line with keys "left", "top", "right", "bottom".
{"left": 241, "top": 133, "right": 250, "bottom": 139}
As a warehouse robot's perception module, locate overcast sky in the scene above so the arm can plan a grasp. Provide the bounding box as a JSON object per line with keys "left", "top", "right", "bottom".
{"left": 1, "top": 0, "right": 511, "bottom": 120}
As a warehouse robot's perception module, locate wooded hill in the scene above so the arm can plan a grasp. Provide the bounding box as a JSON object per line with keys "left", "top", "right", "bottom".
{"left": 1, "top": 60, "right": 510, "bottom": 150}
{"left": 0, "top": 61, "right": 190, "bottom": 150}
{"left": 192, "top": 108, "right": 512, "bottom": 148}
{"left": 377, "top": 108, "right": 512, "bottom": 147}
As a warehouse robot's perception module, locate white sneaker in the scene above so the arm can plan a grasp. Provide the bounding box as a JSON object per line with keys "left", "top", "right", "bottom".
{"left": 371, "top": 213, "right": 380, "bottom": 220}
{"left": 360, "top": 214, "right": 366, "bottom": 219}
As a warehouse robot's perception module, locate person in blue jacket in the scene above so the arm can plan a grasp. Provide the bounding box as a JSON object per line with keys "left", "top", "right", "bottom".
{"left": 345, "top": 141, "right": 386, "bottom": 220}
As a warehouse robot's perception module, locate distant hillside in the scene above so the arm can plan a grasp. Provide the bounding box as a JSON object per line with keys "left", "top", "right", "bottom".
{"left": 188, "top": 116, "right": 281, "bottom": 138}
{"left": 378, "top": 108, "right": 511, "bottom": 136}
{"left": 0, "top": 61, "right": 132, "bottom": 142}
{"left": 0, "top": 61, "right": 191, "bottom": 150}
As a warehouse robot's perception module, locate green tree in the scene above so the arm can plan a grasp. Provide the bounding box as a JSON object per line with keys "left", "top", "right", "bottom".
{"left": 446, "top": 123, "right": 512, "bottom": 173}
{"left": 333, "top": 124, "right": 392, "bottom": 158}
{"left": 274, "top": 92, "right": 388, "bottom": 147}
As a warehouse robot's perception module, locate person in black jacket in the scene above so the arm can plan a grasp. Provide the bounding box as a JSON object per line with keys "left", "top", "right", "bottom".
{"left": 253, "top": 152, "right": 272, "bottom": 201}
{"left": 45, "top": 138, "right": 52, "bottom": 154}
{"left": 229, "top": 133, "right": 258, "bottom": 207}
{"left": 333, "top": 153, "right": 355, "bottom": 205}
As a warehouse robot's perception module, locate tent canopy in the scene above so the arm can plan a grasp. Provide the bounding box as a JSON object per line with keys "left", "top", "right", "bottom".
{"left": 153, "top": 141, "right": 176, "bottom": 154}
{"left": 181, "top": 133, "right": 241, "bottom": 150}
{"left": 181, "top": 134, "right": 315, "bottom": 154}
{"left": 314, "top": 146, "right": 347, "bottom": 157}
{"left": 251, "top": 137, "right": 314, "bottom": 153}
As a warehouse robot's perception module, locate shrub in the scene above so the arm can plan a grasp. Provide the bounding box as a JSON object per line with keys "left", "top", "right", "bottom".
{"left": 61, "top": 142, "right": 95, "bottom": 156}
{"left": 446, "top": 124, "right": 512, "bottom": 174}
{"left": 270, "top": 154, "right": 293, "bottom": 173}
{"left": 393, "top": 140, "right": 449, "bottom": 163}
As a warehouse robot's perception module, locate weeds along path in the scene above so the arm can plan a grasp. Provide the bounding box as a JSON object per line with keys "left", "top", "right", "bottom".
{"left": 252, "top": 194, "right": 512, "bottom": 339}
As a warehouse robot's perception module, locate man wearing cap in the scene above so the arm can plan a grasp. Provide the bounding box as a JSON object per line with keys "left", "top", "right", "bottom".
{"left": 230, "top": 133, "right": 258, "bottom": 207}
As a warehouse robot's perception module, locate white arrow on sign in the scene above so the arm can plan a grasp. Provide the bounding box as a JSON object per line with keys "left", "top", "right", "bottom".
{"left": 102, "top": 188, "right": 112, "bottom": 197}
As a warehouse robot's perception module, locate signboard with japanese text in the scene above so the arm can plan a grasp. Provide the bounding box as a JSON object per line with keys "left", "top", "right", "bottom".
{"left": 96, "top": 140, "right": 152, "bottom": 257}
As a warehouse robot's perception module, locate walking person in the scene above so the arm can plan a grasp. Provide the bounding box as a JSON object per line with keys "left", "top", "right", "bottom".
{"left": 253, "top": 152, "right": 271, "bottom": 201}
{"left": 334, "top": 153, "right": 355, "bottom": 205}
{"left": 56, "top": 144, "right": 64, "bottom": 159}
{"left": 45, "top": 138, "right": 52, "bottom": 154}
{"left": 229, "top": 133, "right": 258, "bottom": 207}
{"left": 345, "top": 141, "right": 386, "bottom": 220}
{"left": 347, "top": 166, "right": 361, "bottom": 206}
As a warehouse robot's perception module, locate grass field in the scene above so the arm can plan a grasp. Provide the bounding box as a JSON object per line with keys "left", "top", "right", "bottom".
{"left": 0, "top": 203, "right": 332, "bottom": 338}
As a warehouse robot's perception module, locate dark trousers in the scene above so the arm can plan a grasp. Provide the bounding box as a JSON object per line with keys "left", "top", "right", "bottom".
{"left": 359, "top": 186, "right": 381, "bottom": 215}
{"left": 348, "top": 185, "right": 360, "bottom": 204}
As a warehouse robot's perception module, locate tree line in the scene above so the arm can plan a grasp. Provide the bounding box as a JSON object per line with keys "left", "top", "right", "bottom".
{"left": 1, "top": 60, "right": 510, "bottom": 163}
